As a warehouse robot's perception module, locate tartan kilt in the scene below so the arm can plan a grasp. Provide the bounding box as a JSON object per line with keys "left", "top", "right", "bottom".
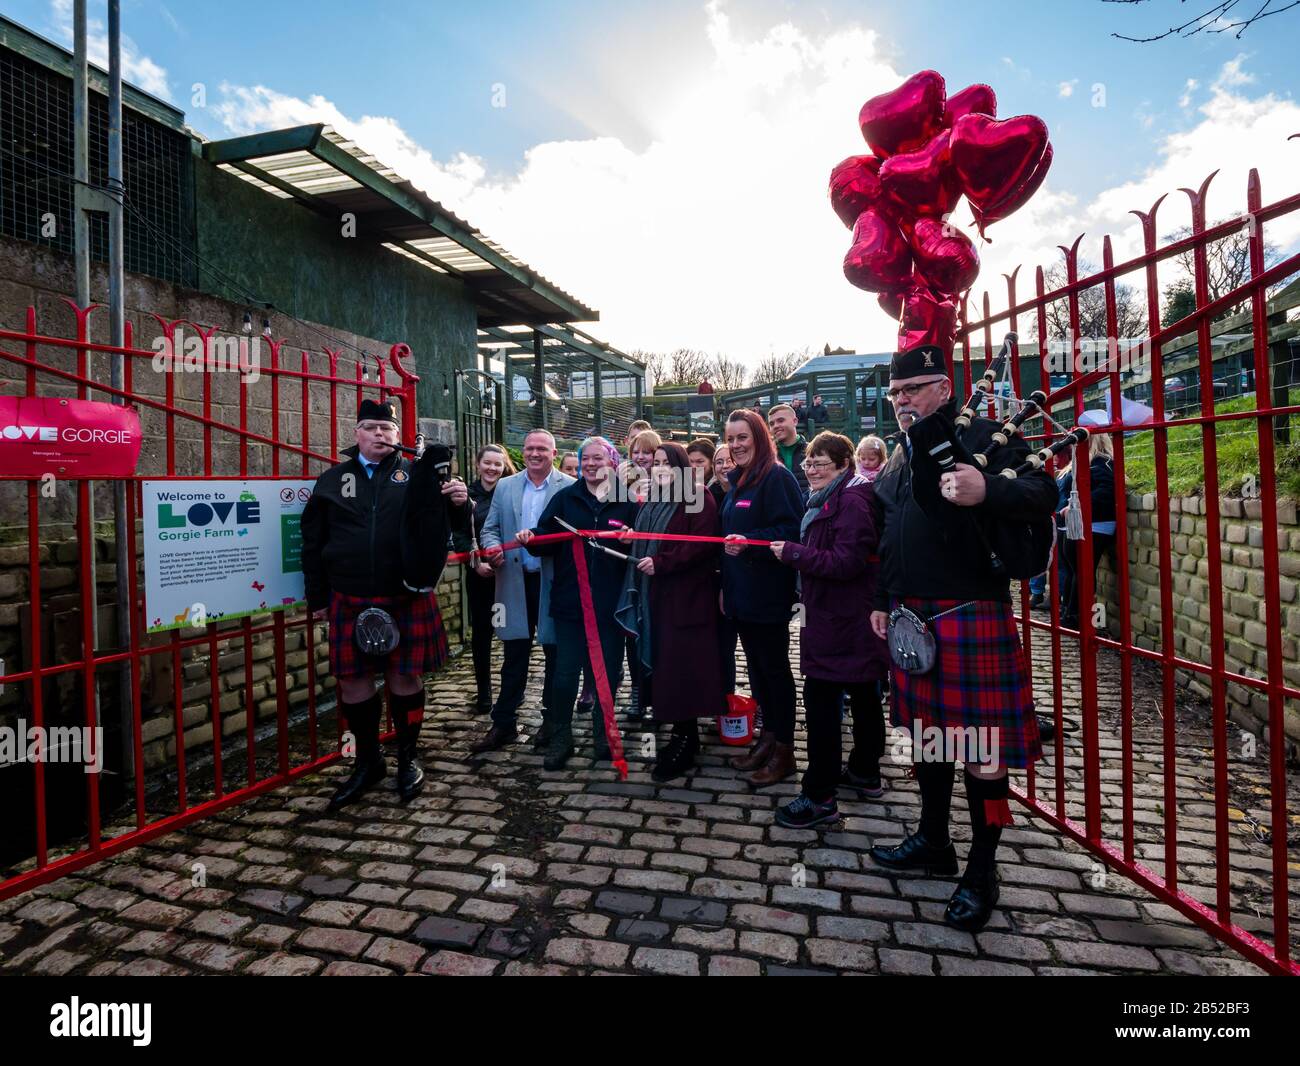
{"left": 888, "top": 597, "right": 1041, "bottom": 769}
{"left": 327, "top": 590, "right": 449, "bottom": 680}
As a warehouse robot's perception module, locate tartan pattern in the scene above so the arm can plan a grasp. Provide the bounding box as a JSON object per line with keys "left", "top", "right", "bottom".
{"left": 327, "top": 590, "right": 449, "bottom": 680}
{"left": 888, "top": 597, "right": 1041, "bottom": 769}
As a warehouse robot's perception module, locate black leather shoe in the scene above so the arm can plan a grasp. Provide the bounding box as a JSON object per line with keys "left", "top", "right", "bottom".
{"left": 397, "top": 739, "right": 424, "bottom": 803}
{"left": 1036, "top": 714, "right": 1057, "bottom": 743}
{"left": 869, "top": 831, "right": 958, "bottom": 875}
{"left": 651, "top": 731, "right": 699, "bottom": 782}
{"left": 327, "top": 755, "right": 386, "bottom": 811}
{"left": 469, "top": 725, "right": 518, "bottom": 754}
{"left": 530, "top": 722, "right": 554, "bottom": 750}
{"left": 945, "top": 865, "right": 1000, "bottom": 931}
{"left": 543, "top": 730, "right": 574, "bottom": 771}
{"left": 473, "top": 700, "right": 492, "bottom": 716}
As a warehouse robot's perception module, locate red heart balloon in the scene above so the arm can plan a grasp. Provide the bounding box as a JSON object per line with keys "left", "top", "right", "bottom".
{"left": 897, "top": 283, "right": 958, "bottom": 358}
{"left": 949, "top": 113, "right": 1049, "bottom": 225}
{"left": 942, "top": 83, "right": 997, "bottom": 128}
{"left": 843, "top": 209, "right": 912, "bottom": 293}
{"left": 970, "top": 141, "right": 1053, "bottom": 235}
{"left": 879, "top": 129, "right": 960, "bottom": 219}
{"left": 909, "top": 217, "right": 980, "bottom": 297}
{"left": 858, "top": 70, "right": 946, "bottom": 158}
{"left": 878, "top": 289, "right": 905, "bottom": 321}
{"left": 828, "top": 154, "right": 883, "bottom": 229}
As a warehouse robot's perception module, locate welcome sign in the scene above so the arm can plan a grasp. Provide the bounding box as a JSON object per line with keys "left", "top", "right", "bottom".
{"left": 142, "top": 479, "right": 313, "bottom": 633}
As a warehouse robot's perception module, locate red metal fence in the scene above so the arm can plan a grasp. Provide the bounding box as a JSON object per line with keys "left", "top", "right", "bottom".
{"left": 0, "top": 302, "right": 417, "bottom": 900}
{"left": 960, "top": 164, "right": 1299, "bottom": 975}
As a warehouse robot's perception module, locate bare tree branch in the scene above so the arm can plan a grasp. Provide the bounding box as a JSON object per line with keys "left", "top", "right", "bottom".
{"left": 1105, "top": 0, "right": 1299, "bottom": 42}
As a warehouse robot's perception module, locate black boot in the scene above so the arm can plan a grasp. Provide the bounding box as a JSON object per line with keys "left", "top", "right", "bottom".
{"left": 329, "top": 694, "right": 386, "bottom": 811}
{"left": 652, "top": 721, "right": 699, "bottom": 782}
{"left": 869, "top": 760, "right": 957, "bottom": 874}
{"left": 945, "top": 769, "right": 1011, "bottom": 932}
{"left": 390, "top": 690, "right": 427, "bottom": 803}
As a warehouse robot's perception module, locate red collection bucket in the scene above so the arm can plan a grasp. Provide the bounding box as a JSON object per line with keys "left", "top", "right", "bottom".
{"left": 717, "top": 693, "right": 757, "bottom": 747}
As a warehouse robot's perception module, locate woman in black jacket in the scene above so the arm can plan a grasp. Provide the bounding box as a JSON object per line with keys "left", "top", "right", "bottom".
{"left": 1059, "top": 432, "right": 1117, "bottom": 629}
{"left": 518, "top": 436, "right": 638, "bottom": 770}
{"left": 453, "top": 443, "right": 516, "bottom": 714}
{"left": 719, "top": 409, "right": 805, "bottom": 786}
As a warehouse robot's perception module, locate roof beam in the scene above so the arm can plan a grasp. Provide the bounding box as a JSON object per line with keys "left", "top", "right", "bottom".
{"left": 202, "top": 124, "right": 324, "bottom": 165}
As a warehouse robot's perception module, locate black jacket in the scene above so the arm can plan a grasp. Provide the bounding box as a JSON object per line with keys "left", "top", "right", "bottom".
{"left": 452, "top": 478, "right": 496, "bottom": 553}
{"left": 300, "top": 445, "right": 466, "bottom": 610}
{"left": 1059, "top": 456, "right": 1116, "bottom": 527}
{"left": 776, "top": 435, "right": 810, "bottom": 494}
{"left": 870, "top": 401, "right": 1058, "bottom": 609}
{"left": 719, "top": 462, "right": 804, "bottom": 624}
{"left": 525, "top": 480, "right": 638, "bottom": 624}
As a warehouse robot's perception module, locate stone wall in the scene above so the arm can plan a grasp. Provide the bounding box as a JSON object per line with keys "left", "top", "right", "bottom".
{"left": 0, "top": 237, "right": 467, "bottom": 781}
{"left": 1093, "top": 492, "right": 1299, "bottom": 748}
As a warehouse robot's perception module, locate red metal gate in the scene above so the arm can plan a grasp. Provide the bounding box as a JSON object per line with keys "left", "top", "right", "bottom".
{"left": 0, "top": 301, "right": 417, "bottom": 901}
{"left": 959, "top": 164, "right": 1299, "bottom": 975}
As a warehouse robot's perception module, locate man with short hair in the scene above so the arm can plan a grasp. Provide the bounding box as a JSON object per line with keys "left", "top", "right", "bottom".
{"left": 470, "top": 429, "right": 574, "bottom": 753}
{"left": 808, "top": 394, "right": 830, "bottom": 429}
{"left": 624, "top": 420, "right": 652, "bottom": 453}
{"left": 301, "top": 400, "right": 469, "bottom": 809}
{"left": 866, "top": 344, "right": 1056, "bottom": 932}
{"left": 768, "top": 403, "right": 809, "bottom": 494}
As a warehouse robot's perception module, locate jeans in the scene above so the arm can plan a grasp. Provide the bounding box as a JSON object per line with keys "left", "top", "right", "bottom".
{"left": 550, "top": 617, "right": 625, "bottom": 736}
{"left": 736, "top": 621, "right": 796, "bottom": 744}
{"left": 492, "top": 571, "right": 556, "bottom": 729}
{"left": 1061, "top": 532, "right": 1116, "bottom": 625}
{"left": 802, "top": 678, "right": 885, "bottom": 802}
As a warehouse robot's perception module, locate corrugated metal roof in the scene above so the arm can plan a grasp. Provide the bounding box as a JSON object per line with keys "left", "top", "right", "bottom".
{"left": 203, "top": 124, "right": 597, "bottom": 327}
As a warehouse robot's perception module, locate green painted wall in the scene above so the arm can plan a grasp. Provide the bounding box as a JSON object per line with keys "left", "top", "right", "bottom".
{"left": 193, "top": 158, "right": 476, "bottom": 420}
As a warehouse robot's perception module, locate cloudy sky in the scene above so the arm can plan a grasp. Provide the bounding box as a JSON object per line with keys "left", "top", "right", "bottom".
{"left": 11, "top": 0, "right": 1300, "bottom": 366}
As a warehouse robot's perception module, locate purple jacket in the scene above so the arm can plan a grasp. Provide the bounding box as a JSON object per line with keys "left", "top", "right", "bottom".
{"left": 780, "top": 472, "right": 889, "bottom": 683}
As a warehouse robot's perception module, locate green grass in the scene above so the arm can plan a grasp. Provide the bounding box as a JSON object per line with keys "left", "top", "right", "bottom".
{"left": 1121, "top": 387, "right": 1300, "bottom": 498}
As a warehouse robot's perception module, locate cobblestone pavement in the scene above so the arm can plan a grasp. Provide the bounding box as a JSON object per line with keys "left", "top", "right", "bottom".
{"left": 1, "top": 623, "right": 1293, "bottom": 976}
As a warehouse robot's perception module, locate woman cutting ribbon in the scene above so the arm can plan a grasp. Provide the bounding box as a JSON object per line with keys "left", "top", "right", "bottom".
{"left": 517, "top": 436, "right": 637, "bottom": 770}
{"left": 615, "top": 442, "right": 727, "bottom": 781}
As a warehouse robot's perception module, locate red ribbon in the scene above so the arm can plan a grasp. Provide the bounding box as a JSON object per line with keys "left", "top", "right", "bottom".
{"left": 984, "top": 797, "right": 1015, "bottom": 827}
{"left": 570, "top": 538, "right": 628, "bottom": 779}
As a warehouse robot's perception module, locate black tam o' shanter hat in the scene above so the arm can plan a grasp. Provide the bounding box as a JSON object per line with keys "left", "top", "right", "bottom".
{"left": 890, "top": 344, "right": 947, "bottom": 381}
{"left": 356, "top": 399, "right": 399, "bottom": 424}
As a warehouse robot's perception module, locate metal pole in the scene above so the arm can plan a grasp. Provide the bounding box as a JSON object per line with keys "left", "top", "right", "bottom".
{"left": 72, "top": 0, "right": 90, "bottom": 306}
{"left": 107, "top": 0, "right": 135, "bottom": 780}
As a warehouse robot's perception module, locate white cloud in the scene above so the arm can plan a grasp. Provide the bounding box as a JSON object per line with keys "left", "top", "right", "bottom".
{"left": 212, "top": 27, "right": 1299, "bottom": 364}
{"left": 1178, "top": 78, "right": 1198, "bottom": 108}
{"left": 47, "top": 0, "right": 171, "bottom": 101}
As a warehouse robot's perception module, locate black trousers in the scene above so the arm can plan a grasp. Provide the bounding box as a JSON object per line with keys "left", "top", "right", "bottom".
{"left": 466, "top": 569, "right": 496, "bottom": 708}
{"left": 1061, "top": 531, "right": 1116, "bottom": 624}
{"left": 801, "top": 678, "right": 885, "bottom": 802}
{"left": 492, "top": 570, "right": 556, "bottom": 729}
{"left": 736, "top": 621, "right": 796, "bottom": 744}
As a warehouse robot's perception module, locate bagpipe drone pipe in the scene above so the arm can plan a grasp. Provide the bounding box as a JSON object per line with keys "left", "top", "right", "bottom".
{"left": 399, "top": 436, "right": 457, "bottom": 592}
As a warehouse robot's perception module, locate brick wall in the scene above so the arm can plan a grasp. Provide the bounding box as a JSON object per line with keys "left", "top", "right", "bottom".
{"left": 1093, "top": 492, "right": 1299, "bottom": 748}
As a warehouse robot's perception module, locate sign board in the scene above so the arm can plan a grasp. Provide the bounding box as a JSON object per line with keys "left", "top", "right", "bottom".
{"left": 0, "top": 396, "right": 142, "bottom": 477}
{"left": 142, "top": 479, "right": 313, "bottom": 633}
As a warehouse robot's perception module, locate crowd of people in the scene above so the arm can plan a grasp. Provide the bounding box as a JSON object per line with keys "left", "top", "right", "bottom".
{"left": 305, "top": 346, "right": 1069, "bottom": 932}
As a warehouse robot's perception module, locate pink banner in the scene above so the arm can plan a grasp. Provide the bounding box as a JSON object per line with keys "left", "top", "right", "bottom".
{"left": 0, "top": 396, "right": 142, "bottom": 477}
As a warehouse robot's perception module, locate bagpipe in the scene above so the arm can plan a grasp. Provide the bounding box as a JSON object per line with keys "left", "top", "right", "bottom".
{"left": 399, "top": 435, "right": 458, "bottom": 592}
{"left": 906, "top": 331, "right": 1089, "bottom": 578}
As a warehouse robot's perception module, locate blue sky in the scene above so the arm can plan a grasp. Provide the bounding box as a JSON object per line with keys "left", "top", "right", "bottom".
{"left": 7, "top": 0, "right": 1299, "bottom": 358}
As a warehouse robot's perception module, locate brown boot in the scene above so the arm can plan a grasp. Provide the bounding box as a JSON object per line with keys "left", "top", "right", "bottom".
{"left": 749, "top": 742, "right": 796, "bottom": 787}
{"left": 730, "top": 730, "right": 775, "bottom": 772}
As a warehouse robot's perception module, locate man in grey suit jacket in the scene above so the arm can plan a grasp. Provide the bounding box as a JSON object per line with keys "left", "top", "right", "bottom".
{"left": 470, "top": 429, "right": 575, "bottom": 752}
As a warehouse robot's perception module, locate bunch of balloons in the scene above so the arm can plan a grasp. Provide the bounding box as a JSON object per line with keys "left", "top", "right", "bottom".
{"left": 830, "top": 70, "right": 1053, "bottom": 357}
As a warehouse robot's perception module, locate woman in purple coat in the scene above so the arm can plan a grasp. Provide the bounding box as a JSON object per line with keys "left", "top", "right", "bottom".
{"left": 768, "top": 431, "right": 890, "bottom": 828}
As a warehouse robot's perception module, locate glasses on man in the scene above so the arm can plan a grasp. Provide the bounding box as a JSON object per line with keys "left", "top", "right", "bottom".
{"left": 800, "top": 458, "right": 837, "bottom": 472}
{"left": 885, "top": 380, "right": 943, "bottom": 403}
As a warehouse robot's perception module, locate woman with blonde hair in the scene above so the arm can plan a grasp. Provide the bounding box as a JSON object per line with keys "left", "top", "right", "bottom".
{"left": 856, "top": 435, "right": 888, "bottom": 482}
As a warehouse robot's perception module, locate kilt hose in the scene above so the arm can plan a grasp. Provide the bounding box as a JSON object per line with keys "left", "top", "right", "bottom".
{"left": 327, "top": 589, "right": 449, "bottom": 684}
{"left": 888, "top": 597, "right": 1041, "bottom": 770}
